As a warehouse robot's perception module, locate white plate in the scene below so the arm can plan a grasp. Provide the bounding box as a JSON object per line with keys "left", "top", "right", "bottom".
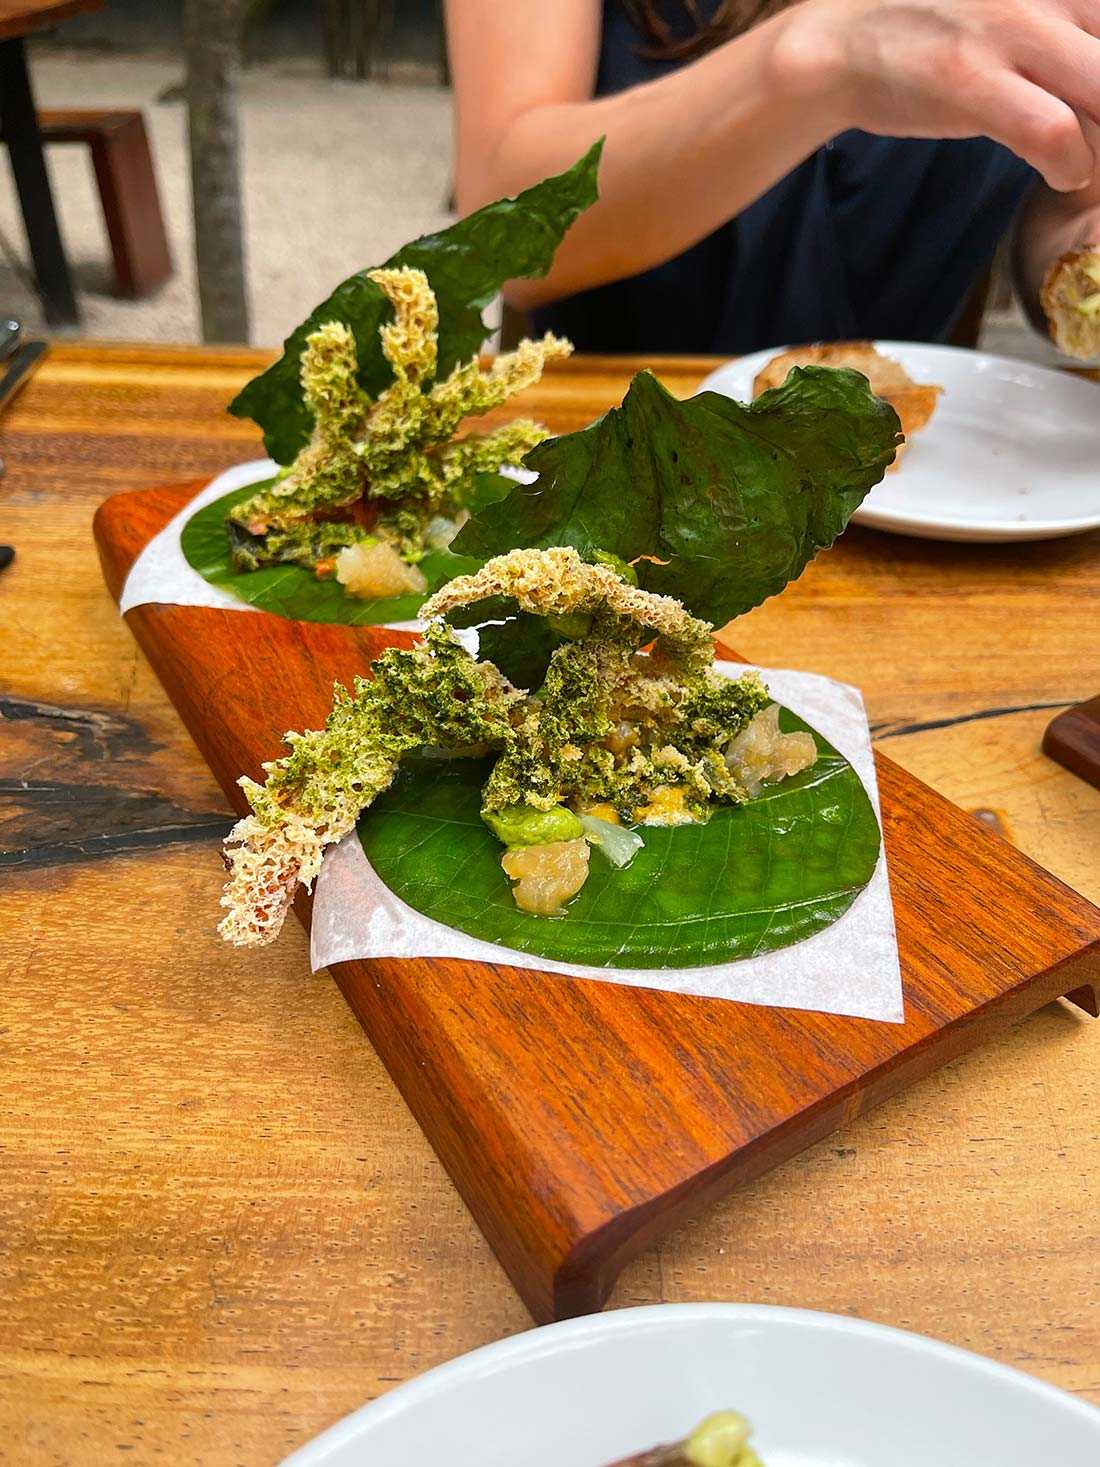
{"left": 282, "top": 1302, "right": 1100, "bottom": 1466}
{"left": 699, "top": 342, "right": 1100, "bottom": 542}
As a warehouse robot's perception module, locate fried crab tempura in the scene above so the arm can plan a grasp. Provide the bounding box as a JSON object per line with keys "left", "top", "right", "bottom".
{"left": 218, "top": 548, "right": 818, "bottom": 946}
{"left": 609, "top": 1409, "right": 764, "bottom": 1467}
{"left": 753, "top": 341, "right": 939, "bottom": 465}
{"left": 1041, "top": 246, "right": 1100, "bottom": 359}
{"left": 225, "top": 266, "right": 572, "bottom": 590}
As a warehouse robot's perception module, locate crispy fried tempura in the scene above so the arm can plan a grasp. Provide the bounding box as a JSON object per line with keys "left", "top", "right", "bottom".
{"left": 218, "top": 811, "right": 330, "bottom": 947}
{"left": 218, "top": 623, "right": 522, "bottom": 947}
{"left": 421, "top": 546, "right": 713, "bottom": 667}
{"left": 1041, "top": 247, "right": 1100, "bottom": 359}
{"left": 367, "top": 266, "right": 439, "bottom": 386}
{"left": 218, "top": 550, "right": 787, "bottom": 947}
{"left": 753, "top": 341, "right": 940, "bottom": 464}
{"left": 229, "top": 268, "right": 574, "bottom": 565}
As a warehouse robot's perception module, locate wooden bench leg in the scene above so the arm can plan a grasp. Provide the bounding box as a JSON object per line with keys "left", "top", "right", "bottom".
{"left": 87, "top": 114, "right": 172, "bottom": 299}
{"left": 0, "top": 39, "right": 79, "bottom": 326}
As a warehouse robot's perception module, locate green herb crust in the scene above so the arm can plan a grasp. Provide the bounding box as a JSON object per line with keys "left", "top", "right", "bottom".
{"left": 226, "top": 271, "right": 569, "bottom": 577}
{"left": 218, "top": 549, "right": 792, "bottom": 946}
{"left": 229, "top": 142, "right": 603, "bottom": 465}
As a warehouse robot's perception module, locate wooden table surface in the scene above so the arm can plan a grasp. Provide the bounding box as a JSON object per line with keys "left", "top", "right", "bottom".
{"left": 3, "top": 344, "right": 1099, "bottom": 1464}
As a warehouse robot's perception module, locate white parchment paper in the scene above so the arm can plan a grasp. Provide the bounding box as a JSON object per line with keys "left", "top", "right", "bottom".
{"left": 310, "top": 663, "right": 903, "bottom": 1023}
{"left": 119, "top": 459, "right": 536, "bottom": 624}
{"left": 120, "top": 459, "right": 276, "bottom": 615}
{"left": 118, "top": 470, "right": 899, "bottom": 1019}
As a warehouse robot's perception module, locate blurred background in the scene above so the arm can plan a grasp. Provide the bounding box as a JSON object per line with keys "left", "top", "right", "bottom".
{"left": 0, "top": 0, "right": 1052, "bottom": 359}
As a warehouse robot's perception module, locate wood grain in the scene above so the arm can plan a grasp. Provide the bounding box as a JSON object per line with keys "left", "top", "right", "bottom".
{"left": 1044, "top": 696, "right": 1100, "bottom": 791}
{"left": 3, "top": 346, "right": 1099, "bottom": 1465}
{"left": 91, "top": 481, "right": 1100, "bottom": 1325}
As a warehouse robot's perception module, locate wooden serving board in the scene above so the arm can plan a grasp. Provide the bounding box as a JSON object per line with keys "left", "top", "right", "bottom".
{"left": 94, "top": 481, "right": 1100, "bottom": 1324}
{"left": 1045, "top": 696, "right": 1100, "bottom": 790}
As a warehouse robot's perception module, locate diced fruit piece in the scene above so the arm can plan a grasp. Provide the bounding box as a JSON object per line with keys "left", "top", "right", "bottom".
{"left": 724, "top": 704, "right": 816, "bottom": 798}
{"left": 501, "top": 837, "right": 590, "bottom": 915}
{"left": 334, "top": 539, "right": 427, "bottom": 599}
{"left": 579, "top": 813, "right": 644, "bottom": 868}
{"left": 577, "top": 801, "right": 621, "bottom": 825}
{"left": 635, "top": 783, "right": 696, "bottom": 826}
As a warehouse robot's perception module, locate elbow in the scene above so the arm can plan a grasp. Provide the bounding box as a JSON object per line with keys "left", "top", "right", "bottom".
{"left": 502, "top": 274, "right": 567, "bottom": 312}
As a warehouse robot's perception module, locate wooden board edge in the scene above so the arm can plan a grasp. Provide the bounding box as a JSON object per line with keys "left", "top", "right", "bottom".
{"left": 91, "top": 484, "right": 1100, "bottom": 1324}
{"left": 1043, "top": 697, "right": 1100, "bottom": 792}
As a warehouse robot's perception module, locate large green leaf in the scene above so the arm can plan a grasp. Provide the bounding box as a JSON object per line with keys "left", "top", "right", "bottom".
{"left": 230, "top": 141, "right": 603, "bottom": 463}
{"left": 454, "top": 366, "right": 901, "bottom": 626}
{"left": 180, "top": 482, "right": 486, "bottom": 626}
{"left": 358, "top": 709, "right": 880, "bottom": 969}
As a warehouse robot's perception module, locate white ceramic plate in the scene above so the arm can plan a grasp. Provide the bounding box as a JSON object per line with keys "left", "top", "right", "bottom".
{"left": 699, "top": 342, "right": 1100, "bottom": 542}
{"left": 282, "top": 1303, "right": 1100, "bottom": 1467}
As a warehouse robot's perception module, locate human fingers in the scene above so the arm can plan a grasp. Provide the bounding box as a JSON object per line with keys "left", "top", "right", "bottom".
{"left": 962, "top": 65, "right": 1093, "bottom": 189}
{"left": 1011, "top": 15, "right": 1100, "bottom": 127}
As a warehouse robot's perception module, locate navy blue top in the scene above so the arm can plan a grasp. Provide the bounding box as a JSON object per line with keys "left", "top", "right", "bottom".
{"left": 533, "top": 1, "right": 1036, "bottom": 353}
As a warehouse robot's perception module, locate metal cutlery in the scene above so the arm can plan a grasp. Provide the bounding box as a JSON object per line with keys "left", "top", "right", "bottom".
{"left": 0, "top": 325, "right": 44, "bottom": 570}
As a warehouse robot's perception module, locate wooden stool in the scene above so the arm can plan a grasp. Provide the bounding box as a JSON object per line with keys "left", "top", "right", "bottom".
{"left": 37, "top": 108, "right": 171, "bottom": 298}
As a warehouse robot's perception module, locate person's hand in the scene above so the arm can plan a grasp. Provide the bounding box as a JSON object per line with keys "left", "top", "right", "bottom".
{"left": 775, "top": 0, "right": 1100, "bottom": 191}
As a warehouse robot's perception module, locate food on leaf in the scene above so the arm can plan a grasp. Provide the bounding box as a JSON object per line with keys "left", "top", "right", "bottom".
{"left": 502, "top": 837, "right": 591, "bottom": 916}
{"left": 1041, "top": 247, "right": 1100, "bottom": 359}
{"left": 724, "top": 702, "right": 818, "bottom": 798}
{"left": 203, "top": 142, "right": 603, "bottom": 614}
{"left": 608, "top": 1409, "right": 763, "bottom": 1466}
{"left": 218, "top": 547, "right": 814, "bottom": 946}
{"left": 752, "top": 341, "right": 939, "bottom": 465}
{"left": 454, "top": 365, "right": 901, "bottom": 628}
{"left": 217, "top": 354, "right": 894, "bottom": 957}
{"left": 224, "top": 267, "right": 571, "bottom": 589}
{"left": 231, "top": 141, "right": 602, "bottom": 463}
{"left": 356, "top": 721, "right": 878, "bottom": 971}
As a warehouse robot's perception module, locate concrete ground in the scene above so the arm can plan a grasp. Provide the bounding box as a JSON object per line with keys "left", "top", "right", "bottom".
{"left": 0, "top": 49, "right": 454, "bottom": 347}
{"left": 0, "top": 46, "right": 1056, "bottom": 363}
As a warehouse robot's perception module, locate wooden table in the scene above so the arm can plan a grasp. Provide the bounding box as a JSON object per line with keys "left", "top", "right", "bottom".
{"left": 0, "top": 0, "right": 104, "bottom": 326}
{"left": 3, "top": 344, "right": 1098, "bottom": 1464}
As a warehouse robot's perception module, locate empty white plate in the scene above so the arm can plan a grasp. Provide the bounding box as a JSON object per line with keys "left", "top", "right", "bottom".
{"left": 282, "top": 1302, "right": 1100, "bottom": 1467}
{"left": 699, "top": 342, "right": 1100, "bottom": 542}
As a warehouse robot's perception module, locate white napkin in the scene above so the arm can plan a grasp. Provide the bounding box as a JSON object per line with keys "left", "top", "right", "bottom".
{"left": 310, "top": 663, "right": 903, "bottom": 1023}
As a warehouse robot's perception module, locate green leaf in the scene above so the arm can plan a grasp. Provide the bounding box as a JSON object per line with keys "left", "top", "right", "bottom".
{"left": 180, "top": 482, "right": 484, "bottom": 626}
{"left": 454, "top": 366, "right": 901, "bottom": 626}
{"left": 443, "top": 599, "right": 565, "bottom": 689}
{"left": 358, "top": 709, "right": 880, "bottom": 970}
{"left": 230, "top": 141, "right": 603, "bottom": 463}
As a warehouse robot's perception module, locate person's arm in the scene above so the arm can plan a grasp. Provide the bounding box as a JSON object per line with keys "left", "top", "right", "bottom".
{"left": 445, "top": 0, "right": 1100, "bottom": 310}
{"left": 1013, "top": 123, "right": 1100, "bottom": 335}
{"left": 445, "top": 0, "right": 848, "bottom": 307}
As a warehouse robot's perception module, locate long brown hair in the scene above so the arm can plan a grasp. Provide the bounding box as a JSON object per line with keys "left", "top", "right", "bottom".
{"left": 620, "top": 0, "right": 794, "bottom": 59}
